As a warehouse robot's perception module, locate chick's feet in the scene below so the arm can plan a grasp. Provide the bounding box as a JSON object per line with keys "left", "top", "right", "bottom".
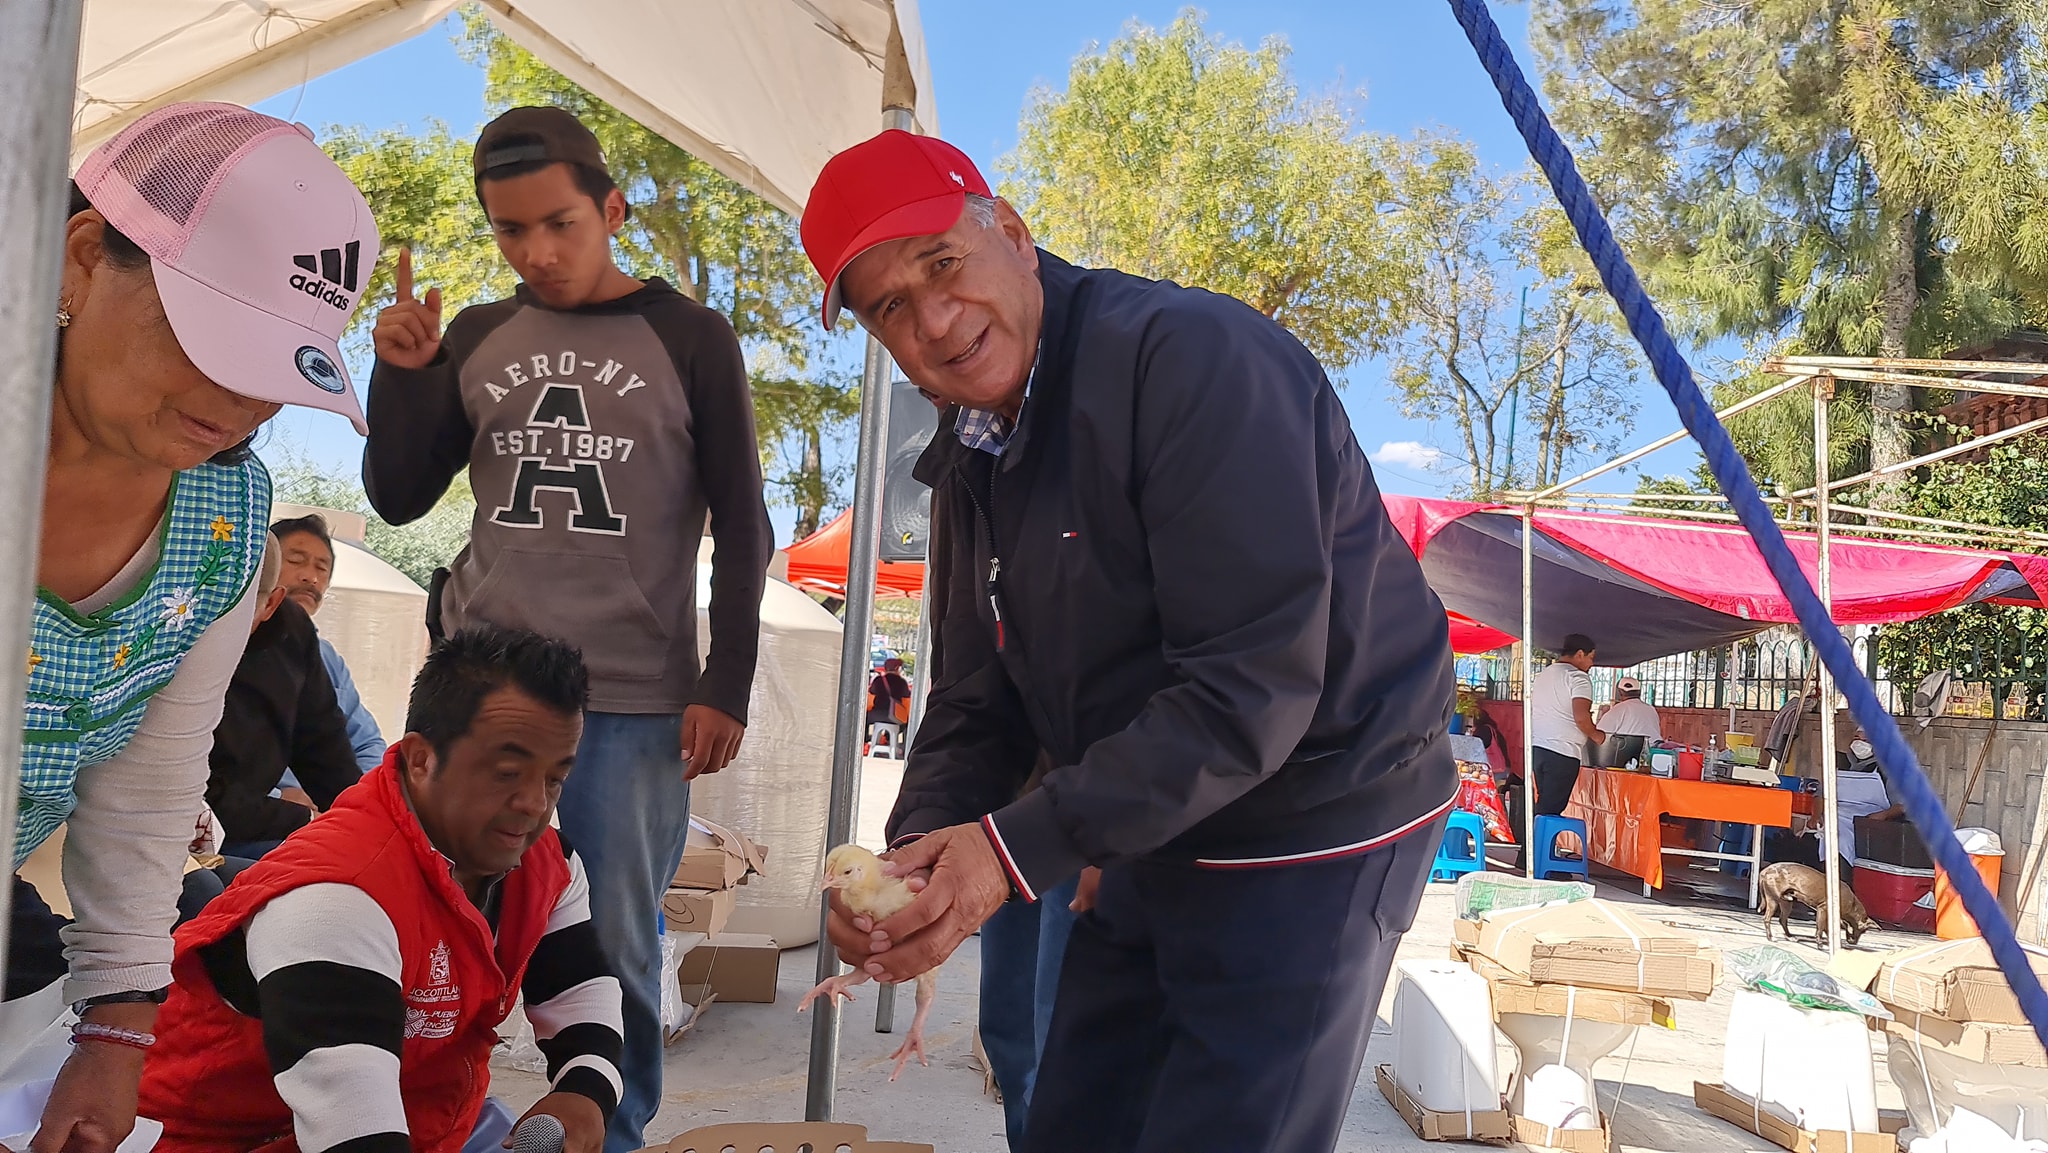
{"left": 888, "top": 1026, "right": 929, "bottom": 1082}
{"left": 798, "top": 971, "right": 868, "bottom": 1013}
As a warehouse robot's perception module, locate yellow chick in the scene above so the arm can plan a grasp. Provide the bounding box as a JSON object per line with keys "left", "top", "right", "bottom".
{"left": 798, "top": 843, "right": 940, "bottom": 1081}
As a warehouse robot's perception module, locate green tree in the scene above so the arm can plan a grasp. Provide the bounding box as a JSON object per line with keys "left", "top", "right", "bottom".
{"left": 1874, "top": 439, "right": 2048, "bottom": 717}
{"left": 1530, "top": 0, "right": 2039, "bottom": 503}
{"left": 998, "top": 12, "right": 1411, "bottom": 372}
{"left": 1382, "top": 140, "right": 1641, "bottom": 496}
{"left": 266, "top": 451, "right": 478, "bottom": 589}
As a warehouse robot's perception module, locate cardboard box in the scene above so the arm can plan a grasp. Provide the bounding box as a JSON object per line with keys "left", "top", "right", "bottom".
{"left": 673, "top": 816, "right": 768, "bottom": 891}
{"left": 1693, "top": 1081, "right": 1895, "bottom": 1153}
{"left": 661, "top": 886, "right": 735, "bottom": 937}
{"left": 1456, "top": 947, "right": 1677, "bottom": 1028}
{"left": 1510, "top": 1112, "right": 1611, "bottom": 1152}
{"left": 1454, "top": 900, "right": 1720, "bottom": 1001}
{"left": 1881, "top": 1005, "right": 2048, "bottom": 1068}
{"left": 1870, "top": 937, "right": 2048, "bottom": 1027}
{"left": 675, "top": 933, "right": 780, "bottom": 1005}
{"left": 1373, "top": 1064, "right": 1512, "bottom": 1144}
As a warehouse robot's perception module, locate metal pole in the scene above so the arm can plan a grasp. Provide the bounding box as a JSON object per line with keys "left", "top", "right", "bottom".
{"left": 905, "top": 604, "right": 932, "bottom": 750}
{"left": 806, "top": 9, "right": 917, "bottom": 1117}
{"left": 0, "top": 0, "right": 86, "bottom": 994}
{"left": 1521, "top": 504, "right": 1537, "bottom": 878}
{"left": 1815, "top": 376, "right": 1844, "bottom": 956}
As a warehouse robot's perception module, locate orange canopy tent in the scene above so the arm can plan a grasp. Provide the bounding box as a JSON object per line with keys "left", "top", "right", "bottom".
{"left": 783, "top": 509, "right": 926, "bottom": 599}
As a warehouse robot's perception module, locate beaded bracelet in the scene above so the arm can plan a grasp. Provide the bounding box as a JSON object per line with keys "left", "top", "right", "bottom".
{"left": 69, "top": 1022, "right": 156, "bottom": 1051}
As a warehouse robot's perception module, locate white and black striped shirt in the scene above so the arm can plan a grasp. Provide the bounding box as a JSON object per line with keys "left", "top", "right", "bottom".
{"left": 198, "top": 845, "right": 623, "bottom": 1153}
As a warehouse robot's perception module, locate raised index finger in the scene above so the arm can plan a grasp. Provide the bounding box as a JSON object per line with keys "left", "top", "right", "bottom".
{"left": 395, "top": 247, "right": 416, "bottom": 303}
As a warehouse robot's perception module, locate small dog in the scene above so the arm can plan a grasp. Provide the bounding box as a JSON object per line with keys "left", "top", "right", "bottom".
{"left": 1757, "top": 861, "right": 1874, "bottom": 945}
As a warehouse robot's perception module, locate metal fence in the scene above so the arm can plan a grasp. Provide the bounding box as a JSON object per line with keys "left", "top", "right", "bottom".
{"left": 1479, "top": 628, "right": 1904, "bottom": 714}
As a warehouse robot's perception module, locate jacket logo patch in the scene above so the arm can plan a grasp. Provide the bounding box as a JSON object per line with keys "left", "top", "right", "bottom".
{"left": 405, "top": 940, "right": 462, "bottom": 1039}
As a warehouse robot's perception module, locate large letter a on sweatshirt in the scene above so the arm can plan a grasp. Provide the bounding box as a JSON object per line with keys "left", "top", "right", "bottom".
{"left": 492, "top": 458, "right": 626, "bottom": 535}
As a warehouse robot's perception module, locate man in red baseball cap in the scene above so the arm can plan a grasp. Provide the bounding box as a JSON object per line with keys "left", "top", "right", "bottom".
{"left": 803, "top": 130, "right": 1458, "bottom": 1153}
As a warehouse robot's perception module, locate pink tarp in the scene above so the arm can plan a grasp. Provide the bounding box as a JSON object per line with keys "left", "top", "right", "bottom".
{"left": 1381, "top": 494, "right": 2048, "bottom": 660}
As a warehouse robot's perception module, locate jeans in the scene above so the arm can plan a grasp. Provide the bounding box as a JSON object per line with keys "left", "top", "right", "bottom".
{"left": 552, "top": 712, "right": 690, "bottom": 1153}
{"left": 176, "top": 856, "right": 257, "bottom": 926}
{"left": 1022, "top": 818, "right": 1442, "bottom": 1153}
{"left": 978, "top": 876, "right": 1079, "bottom": 1151}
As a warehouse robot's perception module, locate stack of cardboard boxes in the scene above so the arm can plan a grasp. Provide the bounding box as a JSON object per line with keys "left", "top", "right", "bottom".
{"left": 1443, "top": 899, "right": 1720, "bottom": 1152}
{"left": 1869, "top": 938, "right": 2048, "bottom": 1143}
{"left": 666, "top": 816, "right": 780, "bottom": 1006}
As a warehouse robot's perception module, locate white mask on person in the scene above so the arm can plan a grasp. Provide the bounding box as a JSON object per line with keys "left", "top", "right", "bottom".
{"left": 1850, "top": 739, "right": 1873, "bottom": 761}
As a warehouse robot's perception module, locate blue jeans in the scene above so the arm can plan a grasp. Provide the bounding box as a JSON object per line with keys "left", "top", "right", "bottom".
{"left": 552, "top": 712, "right": 690, "bottom": 1153}
{"left": 979, "top": 875, "right": 1079, "bottom": 1151}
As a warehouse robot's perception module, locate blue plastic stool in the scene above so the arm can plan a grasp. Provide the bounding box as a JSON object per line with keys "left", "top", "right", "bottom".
{"left": 1532, "top": 815, "right": 1590, "bottom": 881}
{"left": 1431, "top": 811, "right": 1487, "bottom": 882}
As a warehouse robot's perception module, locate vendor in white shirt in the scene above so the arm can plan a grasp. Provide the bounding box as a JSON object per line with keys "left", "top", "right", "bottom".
{"left": 1811, "top": 735, "right": 1905, "bottom": 865}
{"left": 1528, "top": 634, "right": 1603, "bottom": 818}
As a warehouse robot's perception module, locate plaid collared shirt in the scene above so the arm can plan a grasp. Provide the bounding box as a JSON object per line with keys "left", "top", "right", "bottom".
{"left": 954, "top": 343, "right": 1042, "bottom": 457}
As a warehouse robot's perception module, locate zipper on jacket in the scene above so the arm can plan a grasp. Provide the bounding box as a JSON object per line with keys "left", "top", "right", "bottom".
{"left": 957, "top": 464, "right": 1006, "bottom": 652}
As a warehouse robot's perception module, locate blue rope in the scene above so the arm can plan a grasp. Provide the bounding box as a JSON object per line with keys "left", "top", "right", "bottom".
{"left": 1447, "top": 0, "right": 2048, "bottom": 1049}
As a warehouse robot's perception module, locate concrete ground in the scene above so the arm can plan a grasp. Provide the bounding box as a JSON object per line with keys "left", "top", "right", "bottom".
{"left": 492, "top": 760, "right": 1921, "bottom": 1151}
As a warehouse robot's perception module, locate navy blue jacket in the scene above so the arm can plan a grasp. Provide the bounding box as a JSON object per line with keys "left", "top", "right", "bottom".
{"left": 887, "top": 251, "right": 1456, "bottom": 900}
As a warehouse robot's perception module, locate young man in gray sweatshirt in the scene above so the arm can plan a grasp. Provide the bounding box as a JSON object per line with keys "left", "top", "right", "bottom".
{"left": 361, "top": 106, "right": 772, "bottom": 1153}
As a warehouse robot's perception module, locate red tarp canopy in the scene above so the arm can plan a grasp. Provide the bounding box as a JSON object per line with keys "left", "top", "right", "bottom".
{"left": 1382, "top": 494, "right": 2048, "bottom": 665}
{"left": 783, "top": 509, "right": 926, "bottom": 599}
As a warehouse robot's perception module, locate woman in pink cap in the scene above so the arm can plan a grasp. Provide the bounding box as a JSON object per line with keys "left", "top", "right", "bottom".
{"left": 16, "top": 101, "right": 377, "bottom": 1148}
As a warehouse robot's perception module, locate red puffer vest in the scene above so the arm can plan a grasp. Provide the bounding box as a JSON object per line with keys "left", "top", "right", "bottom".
{"left": 138, "top": 752, "right": 570, "bottom": 1153}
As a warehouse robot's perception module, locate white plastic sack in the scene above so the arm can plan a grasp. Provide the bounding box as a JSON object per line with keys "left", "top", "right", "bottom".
{"left": 661, "top": 930, "right": 710, "bottom": 1044}
{"left": 1907, "top": 1107, "right": 2048, "bottom": 1153}
{"left": 0, "top": 1080, "right": 162, "bottom": 1152}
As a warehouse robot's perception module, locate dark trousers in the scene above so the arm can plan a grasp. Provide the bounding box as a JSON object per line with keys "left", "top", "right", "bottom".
{"left": 1021, "top": 816, "right": 1443, "bottom": 1153}
{"left": 980, "top": 876, "right": 1079, "bottom": 1151}
{"left": 1531, "top": 748, "right": 1583, "bottom": 818}
{"left": 6, "top": 876, "right": 70, "bottom": 1002}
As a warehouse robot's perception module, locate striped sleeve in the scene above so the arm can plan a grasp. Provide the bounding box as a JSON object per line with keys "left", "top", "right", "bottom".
{"left": 244, "top": 883, "right": 408, "bottom": 1153}
{"left": 522, "top": 849, "right": 624, "bottom": 1119}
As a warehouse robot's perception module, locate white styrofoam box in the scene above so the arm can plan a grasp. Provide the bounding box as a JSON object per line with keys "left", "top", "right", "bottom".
{"left": 1391, "top": 960, "right": 1501, "bottom": 1116}
{"left": 1723, "top": 989, "right": 1878, "bottom": 1134}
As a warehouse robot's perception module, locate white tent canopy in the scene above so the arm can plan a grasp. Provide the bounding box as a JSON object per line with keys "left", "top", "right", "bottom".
{"left": 70, "top": 0, "right": 938, "bottom": 214}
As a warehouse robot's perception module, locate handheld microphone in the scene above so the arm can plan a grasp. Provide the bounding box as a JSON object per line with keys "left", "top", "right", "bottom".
{"left": 510, "top": 1113, "right": 566, "bottom": 1153}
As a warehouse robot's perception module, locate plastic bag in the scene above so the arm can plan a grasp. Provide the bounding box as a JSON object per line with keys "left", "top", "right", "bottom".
{"left": 490, "top": 998, "right": 548, "bottom": 1074}
{"left": 1455, "top": 872, "right": 1594, "bottom": 920}
{"left": 1726, "top": 944, "right": 1891, "bottom": 1018}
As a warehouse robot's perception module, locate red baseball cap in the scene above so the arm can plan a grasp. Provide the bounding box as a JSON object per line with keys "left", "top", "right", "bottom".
{"left": 801, "top": 130, "right": 992, "bottom": 328}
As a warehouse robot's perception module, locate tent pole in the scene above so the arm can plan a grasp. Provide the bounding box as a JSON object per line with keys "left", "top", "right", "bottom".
{"left": 806, "top": 8, "right": 917, "bottom": 1121}
{"left": 1521, "top": 503, "right": 1536, "bottom": 879}
{"left": 1814, "top": 376, "right": 1844, "bottom": 957}
{"left": 0, "top": 0, "right": 84, "bottom": 996}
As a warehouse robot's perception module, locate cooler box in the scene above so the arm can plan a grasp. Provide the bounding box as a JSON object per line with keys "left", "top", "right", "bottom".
{"left": 1854, "top": 861, "right": 1936, "bottom": 933}
{"left": 1934, "top": 828, "right": 2006, "bottom": 941}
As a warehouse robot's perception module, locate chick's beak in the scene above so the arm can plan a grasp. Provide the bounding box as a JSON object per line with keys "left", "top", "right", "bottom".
{"left": 819, "top": 875, "right": 842, "bottom": 893}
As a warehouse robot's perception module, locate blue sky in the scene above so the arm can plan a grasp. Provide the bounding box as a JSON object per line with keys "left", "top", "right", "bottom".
{"left": 255, "top": 1, "right": 1707, "bottom": 541}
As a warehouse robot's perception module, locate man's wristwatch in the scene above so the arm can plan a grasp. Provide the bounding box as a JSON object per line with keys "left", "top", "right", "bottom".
{"left": 71, "top": 988, "right": 169, "bottom": 1018}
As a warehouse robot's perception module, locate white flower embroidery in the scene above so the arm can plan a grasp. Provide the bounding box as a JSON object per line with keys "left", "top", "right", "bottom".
{"left": 160, "top": 589, "right": 198, "bottom": 630}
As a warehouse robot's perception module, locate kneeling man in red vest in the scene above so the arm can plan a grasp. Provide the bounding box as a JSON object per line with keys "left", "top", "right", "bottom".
{"left": 139, "top": 626, "right": 621, "bottom": 1153}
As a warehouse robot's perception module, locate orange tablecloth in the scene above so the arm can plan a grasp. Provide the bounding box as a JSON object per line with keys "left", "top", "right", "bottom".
{"left": 1565, "top": 768, "right": 1794, "bottom": 889}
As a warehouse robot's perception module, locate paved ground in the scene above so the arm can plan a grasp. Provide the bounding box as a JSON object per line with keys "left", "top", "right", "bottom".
{"left": 492, "top": 760, "right": 1920, "bottom": 1150}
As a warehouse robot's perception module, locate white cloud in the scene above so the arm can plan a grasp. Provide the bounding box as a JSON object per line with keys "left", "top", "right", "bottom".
{"left": 1370, "top": 441, "right": 1443, "bottom": 471}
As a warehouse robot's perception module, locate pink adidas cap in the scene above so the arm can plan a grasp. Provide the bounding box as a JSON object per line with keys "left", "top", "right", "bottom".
{"left": 75, "top": 102, "right": 379, "bottom": 434}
